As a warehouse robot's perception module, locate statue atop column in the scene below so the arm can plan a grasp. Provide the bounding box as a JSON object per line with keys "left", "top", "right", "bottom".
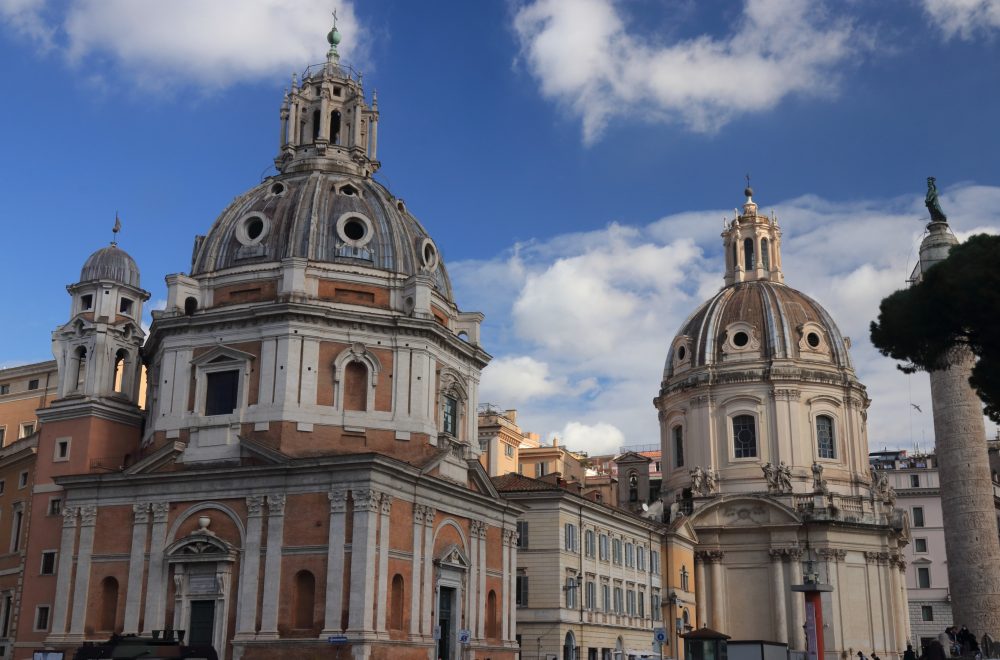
{"left": 925, "top": 176, "right": 948, "bottom": 223}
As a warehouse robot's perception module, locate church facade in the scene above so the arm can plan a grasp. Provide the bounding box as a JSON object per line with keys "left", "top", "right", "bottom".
{"left": 7, "top": 25, "right": 520, "bottom": 660}
{"left": 656, "top": 188, "right": 911, "bottom": 657}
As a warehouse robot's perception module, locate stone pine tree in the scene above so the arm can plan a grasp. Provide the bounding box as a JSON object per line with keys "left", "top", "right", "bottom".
{"left": 870, "top": 179, "right": 1000, "bottom": 639}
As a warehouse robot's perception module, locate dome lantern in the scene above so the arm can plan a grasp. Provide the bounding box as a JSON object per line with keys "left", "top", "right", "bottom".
{"left": 722, "top": 184, "right": 783, "bottom": 286}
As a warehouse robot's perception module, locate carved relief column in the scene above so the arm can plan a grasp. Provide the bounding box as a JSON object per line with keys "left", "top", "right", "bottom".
{"left": 375, "top": 495, "right": 393, "bottom": 632}
{"left": 349, "top": 489, "right": 381, "bottom": 634}
{"left": 694, "top": 552, "right": 707, "bottom": 626}
{"left": 49, "top": 506, "right": 79, "bottom": 638}
{"left": 323, "top": 490, "right": 349, "bottom": 635}
{"left": 258, "top": 494, "right": 286, "bottom": 638}
{"left": 69, "top": 505, "right": 98, "bottom": 637}
{"left": 123, "top": 503, "right": 151, "bottom": 634}
{"left": 410, "top": 505, "right": 427, "bottom": 636}
{"left": 786, "top": 548, "right": 805, "bottom": 650}
{"left": 236, "top": 496, "right": 265, "bottom": 637}
{"left": 421, "top": 506, "right": 436, "bottom": 635}
{"left": 769, "top": 549, "right": 788, "bottom": 643}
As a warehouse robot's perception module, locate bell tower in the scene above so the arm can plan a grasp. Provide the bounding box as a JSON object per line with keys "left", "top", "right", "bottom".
{"left": 275, "top": 14, "right": 380, "bottom": 177}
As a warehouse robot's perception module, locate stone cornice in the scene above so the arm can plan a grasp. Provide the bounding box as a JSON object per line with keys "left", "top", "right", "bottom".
{"left": 37, "top": 397, "right": 143, "bottom": 426}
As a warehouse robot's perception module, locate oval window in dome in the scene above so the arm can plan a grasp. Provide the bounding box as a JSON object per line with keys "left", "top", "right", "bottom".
{"left": 807, "top": 332, "right": 821, "bottom": 348}
{"left": 732, "top": 331, "right": 749, "bottom": 347}
{"left": 344, "top": 218, "right": 366, "bottom": 241}
{"left": 236, "top": 213, "right": 270, "bottom": 246}
{"left": 335, "top": 212, "right": 375, "bottom": 248}
{"left": 419, "top": 238, "right": 439, "bottom": 271}
{"left": 677, "top": 346, "right": 686, "bottom": 360}
{"left": 270, "top": 182, "right": 286, "bottom": 196}
{"left": 246, "top": 218, "right": 264, "bottom": 241}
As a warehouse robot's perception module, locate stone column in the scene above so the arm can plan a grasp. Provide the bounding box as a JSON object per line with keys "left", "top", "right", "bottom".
{"left": 694, "top": 553, "right": 707, "bottom": 626}
{"left": 349, "top": 489, "right": 381, "bottom": 635}
{"left": 258, "top": 494, "right": 286, "bottom": 638}
{"left": 410, "top": 504, "right": 426, "bottom": 636}
{"left": 49, "top": 506, "right": 79, "bottom": 638}
{"left": 787, "top": 549, "right": 805, "bottom": 651}
{"left": 706, "top": 551, "right": 725, "bottom": 629}
{"left": 421, "top": 506, "right": 436, "bottom": 635}
{"left": 123, "top": 503, "right": 150, "bottom": 634}
{"left": 323, "top": 490, "right": 349, "bottom": 636}
{"left": 889, "top": 555, "right": 908, "bottom": 652}
{"left": 236, "top": 496, "right": 265, "bottom": 638}
{"left": 769, "top": 549, "right": 788, "bottom": 644}
{"left": 69, "top": 505, "right": 98, "bottom": 637}
{"left": 819, "top": 549, "right": 846, "bottom": 653}
{"left": 375, "top": 495, "right": 393, "bottom": 632}
{"left": 143, "top": 503, "right": 170, "bottom": 632}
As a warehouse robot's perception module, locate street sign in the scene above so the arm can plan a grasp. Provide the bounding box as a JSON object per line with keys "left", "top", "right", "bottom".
{"left": 328, "top": 635, "right": 349, "bottom": 644}
{"left": 653, "top": 628, "right": 668, "bottom": 644}
{"left": 459, "top": 629, "right": 472, "bottom": 644}
{"left": 433, "top": 626, "right": 441, "bottom": 641}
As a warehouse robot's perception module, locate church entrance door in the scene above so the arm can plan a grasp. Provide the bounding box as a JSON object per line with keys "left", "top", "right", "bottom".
{"left": 188, "top": 599, "right": 216, "bottom": 646}
{"left": 437, "top": 586, "right": 455, "bottom": 660}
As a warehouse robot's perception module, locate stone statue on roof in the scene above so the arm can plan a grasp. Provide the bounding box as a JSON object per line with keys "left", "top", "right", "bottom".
{"left": 925, "top": 176, "right": 948, "bottom": 223}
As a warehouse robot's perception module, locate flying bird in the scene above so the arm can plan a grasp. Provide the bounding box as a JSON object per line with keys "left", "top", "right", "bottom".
{"left": 911, "top": 403, "right": 922, "bottom": 413}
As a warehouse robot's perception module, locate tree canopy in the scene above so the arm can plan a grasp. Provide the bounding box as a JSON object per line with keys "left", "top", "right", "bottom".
{"left": 870, "top": 233, "right": 1000, "bottom": 422}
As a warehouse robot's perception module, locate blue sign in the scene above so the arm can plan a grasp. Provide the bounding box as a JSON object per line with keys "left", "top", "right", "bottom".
{"left": 328, "top": 635, "right": 349, "bottom": 644}
{"left": 459, "top": 629, "right": 472, "bottom": 644}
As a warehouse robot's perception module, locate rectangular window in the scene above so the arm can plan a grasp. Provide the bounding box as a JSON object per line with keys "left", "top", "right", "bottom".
{"left": 816, "top": 415, "right": 835, "bottom": 459}
{"left": 0, "top": 428, "right": 5, "bottom": 444}
{"left": 652, "top": 592, "right": 661, "bottom": 621}
{"left": 34, "top": 605, "right": 50, "bottom": 631}
{"left": 917, "top": 567, "right": 931, "bottom": 588}
{"left": 40, "top": 551, "right": 56, "bottom": 575}
{"left": 585, "top": 530, "right": 595, "bottom": 557}
{"left": 565, "top": 523, "right": 578, "bottom": 552}
{"left": 914, "top": 538, "right": 928, "bottom": 553}
{"left": 10, "top": 509, "right": 23, "bottom": 553}
{"left": 612, "top": 539, "right": 622, "bottom": 565}
{"left": 205, "top": 369, "right": 239, "bottom": 415}
{"left": 637, "top": 546, "right": 646, "bottom": 571}
{"left": 442, "top": 395, "right": 458, "bottom": 436}
{"left": 673, "top": 426, "right": 685, "bottom": 468}
{"left": 614, "top": 587, "right": 623, "bottom": 613}
{"left": 505, "top": 443, "right": 514, "bottom": 457}
{"left": 565, "top": 577, "right": 578, "bottom": 609}
{"left": 638, "top": 591, "right": 645, "bottom": 618}
{"left": 0, "top": 384, "right": 8, "bottom": 395}
{"left": 518, "top": 463, "right": 524, "bottom": 474}
{"left": 516, "top": 575, "right": 529, "bottom": 606}
{"left": 921, "top": 605, "right": 934, "bottom": 621}
{"left": 585, "top": 581, "right": 596, "bottom": 610}
{"left": 624, "top": 542, "right": 634, "bottom": 568}
{"left": 119, "top": 297, "right": 133, "bottom": 315}
{"left": 650, "top": 551, "right": 660, "bottom": 574}
{"left": 534, "top": 462, "right": 546, "bottom": 477}
{"left": 599, "top": 534, "right": 609, "bottom": 561}
{"left": 1, "top": 593, "right": 12, "bottom": 637}
{"left": 18, "top": 471, "right": 27, "bottom": 489}
{"left": 47, "top": 498, "right": 62, "bottom": 516}
{"left": 910, "top": 474, "right": 920, "bottom": 487}
{"left": 912, "top": 507, "right": 925, "bottom": 527}
{"left": 602, "top": 584, "right": 610, "bottom": 612}
{"left": 27, "top": 379, "right": 39, "bottom": 391}
{"left": 733, "top": 415, "right": 757, "bottom": 458}
{"left": 0, "top": 480, "right": 4, "bottom": 496}
{"left": 19, "top": 423, "right": 35, "bottom": 439}
{"left": 54, "top": 438, "right": 70, "bottom": 461}
{"left": 626, "top": 590, "right": 636, "bottom": 616}
{"left": 516, "top": 521, "right": 528, "bottom": 549}
{"left": 81, "top": 294, "right": 93, "bottom": 310}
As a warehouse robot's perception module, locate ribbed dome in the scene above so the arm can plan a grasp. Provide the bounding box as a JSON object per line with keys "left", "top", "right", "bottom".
{"left": 191, "top": 171, "right": 453, "bottom": 302}
{"left": 665, "top": 280, "right": 853, "bottom": 379}
{"left": 80, "top": 244, "right": 141, "bottom": 288}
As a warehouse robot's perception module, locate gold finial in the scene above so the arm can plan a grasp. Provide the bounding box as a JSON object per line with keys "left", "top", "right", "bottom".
{"left": 111, "top": 212, "right": 122, "bottom": 245}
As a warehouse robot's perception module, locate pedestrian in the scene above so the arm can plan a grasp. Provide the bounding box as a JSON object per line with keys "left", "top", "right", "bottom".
{"left": 872, "top": 651, "right": 881, "bottom": 660}
{"left": 904, "top": 643, "right": 917, "bottom": 660}
{"left": 924, "top": 641, "right": 947, "bottom": 660}
{"left": 857, "top": 651, "right": 868, "bottom": 660}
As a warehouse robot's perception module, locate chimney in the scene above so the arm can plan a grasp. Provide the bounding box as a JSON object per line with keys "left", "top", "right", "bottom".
{"left": 552, "top": 436, "right": 559, "bottom": 448}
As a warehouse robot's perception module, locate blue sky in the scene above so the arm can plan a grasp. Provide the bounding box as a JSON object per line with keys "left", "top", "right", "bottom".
{"left": 2, "top": 0, "right": 999, "bottom": 455}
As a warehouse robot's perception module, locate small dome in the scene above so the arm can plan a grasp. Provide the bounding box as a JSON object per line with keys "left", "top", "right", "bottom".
{"left": 665, "top": 280, "right": 853, "bottom": 379}
{"left": 80, "top": 244, "right": 141, "bottom": 288}
{"left": 191, "top": 172, "right": 454, "bottom": 301}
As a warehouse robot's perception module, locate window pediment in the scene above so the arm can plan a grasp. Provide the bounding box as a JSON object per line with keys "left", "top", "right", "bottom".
{"left": 190, "top": 345, "right": 256, "bottom": 367}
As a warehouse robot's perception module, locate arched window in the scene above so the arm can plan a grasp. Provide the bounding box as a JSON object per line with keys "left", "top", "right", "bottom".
{"left": 564, "top": 631, "right": 577, "bottom": 660}
{"left": 732, "top": 414, "right": 757, "bottom": 458}
{"left": 743, "top": 238, "right": 755, "bottom": 270}
{"left": 761, "top": 238, "right": 770, "bottom": 270}
{"left": 312, "top": 109, "right": 321, "bottom": 140}
{"left": 184, "top": 297, "right": 198, "bottom": 315}
{"left": 486, "top": 590, "right": 498, "bottom": 639}
{"left": 680, "top": 565, "right": 689, "bottom": 591}
{"left": 113, "top": 349, "right": 127, "bottom": 393}
{"left": 732, "top": 242, "right": 738, "bottom": 271}
{"left": 390, "top": 574, "right": 405, "bottom": 631}
{"left": 682, "top": 608, "right": 690, "bottom": 629}
{"left": 294, "top": 570, "right": 315, "bottom": 629}
{"left": 816, "top": 415, "right": 835, "bottom": 459}
{"left": 672, "top": 426, "right": 684, "bottom": 468}
{"left": 628, "top": 472, "right": 639, "bottom": 502}
{"left": 343, "top": 361, "right": 368, "bottom": 411}
{"left": 74, "top": 346, "right": 88, "bottom": 391}
{"left": 331, "top": 110, "right": 342, "bottom": 145}
{"left": 100, "top": 577, "right": 119, "bottom": 631}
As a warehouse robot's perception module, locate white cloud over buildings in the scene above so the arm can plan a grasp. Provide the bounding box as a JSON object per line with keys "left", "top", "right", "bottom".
{"left": 455, "top": 183, "right": 1000, "bottom": 456}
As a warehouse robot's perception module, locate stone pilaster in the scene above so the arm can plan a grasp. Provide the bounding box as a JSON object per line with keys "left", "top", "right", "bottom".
{"left": 349, "top": 489, "right": 381, "bottom": 635}
{"left": 503, "top": 528, "right": 517, "bottom": 641}
{"left": 69, "top": 505, "right": 98, "bottom": 638}
{"left": 694, "top": 552, "right": 707, "bottom": 626}
{"left": 375, "top": 494, "right": 393, "bottom": 633}
{"left": 48, "top": 506, "right": 79, "bottom": 639}
{"left": 421, "top": 506, "right": 436, "bottom": 636}
{"left": 123, "top": 503, "right": 150, "bottom": 634}
{"left": 258, "top": 494, "right": 286, "bottom": 638}
{"left": 323, "top": 490, "right": 349, "bottom": 636}
{"left": 768, "top": 549, "right": 788, "bottom": 644}
{"left": 409, "top": 504, "right": 426, "bottom": 636}
{"left": 786, "top": 548, "right": 805, "bottom": 650}
{"left": 236, "top": 495, "right": 265, "bottom": 638}
{"left": 143, "top": 503, "right": 170, "bottom": 632}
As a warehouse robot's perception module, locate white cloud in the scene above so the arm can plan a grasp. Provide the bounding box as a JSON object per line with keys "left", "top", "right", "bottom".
{"left": 1, "top": 0, "right": 366, "bottom": 91}
{"left": 512, "top": 0, "right": 862, "bottom": 142}
{"left": 451, "top": 183, "right": 1000, "bottom": 456}
{"left": 921, "top": 0, "right": 1000, "bottom": 39}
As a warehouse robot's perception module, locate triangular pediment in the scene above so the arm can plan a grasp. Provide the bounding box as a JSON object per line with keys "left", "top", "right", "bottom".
{"left": 190, "top": 345, "right": 256, "bottom": 367}
{"left": 124, "top": 440, "right": 185, "bottom": 474}
{"left": 436, "top": 543, "right": 470, "bottom": 569}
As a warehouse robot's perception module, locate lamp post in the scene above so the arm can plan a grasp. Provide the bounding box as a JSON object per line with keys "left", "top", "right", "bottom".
{"left": 791, "top": 554, "right": 833, "bottom": 660}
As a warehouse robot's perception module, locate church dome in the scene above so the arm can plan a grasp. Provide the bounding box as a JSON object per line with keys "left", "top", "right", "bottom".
{"left": 664, "top": 280, "right": 853, "bottom": 380}
{"left": 80, "top": 243, "right": 141, "bottom": 288}
{"left": 190, "top": 172, "right": 453, "bottom": 301}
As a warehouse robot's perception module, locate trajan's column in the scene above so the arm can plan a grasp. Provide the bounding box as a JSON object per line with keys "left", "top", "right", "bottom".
{"left": 918, "top": 177, "right": 1000, "bottom": 637}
